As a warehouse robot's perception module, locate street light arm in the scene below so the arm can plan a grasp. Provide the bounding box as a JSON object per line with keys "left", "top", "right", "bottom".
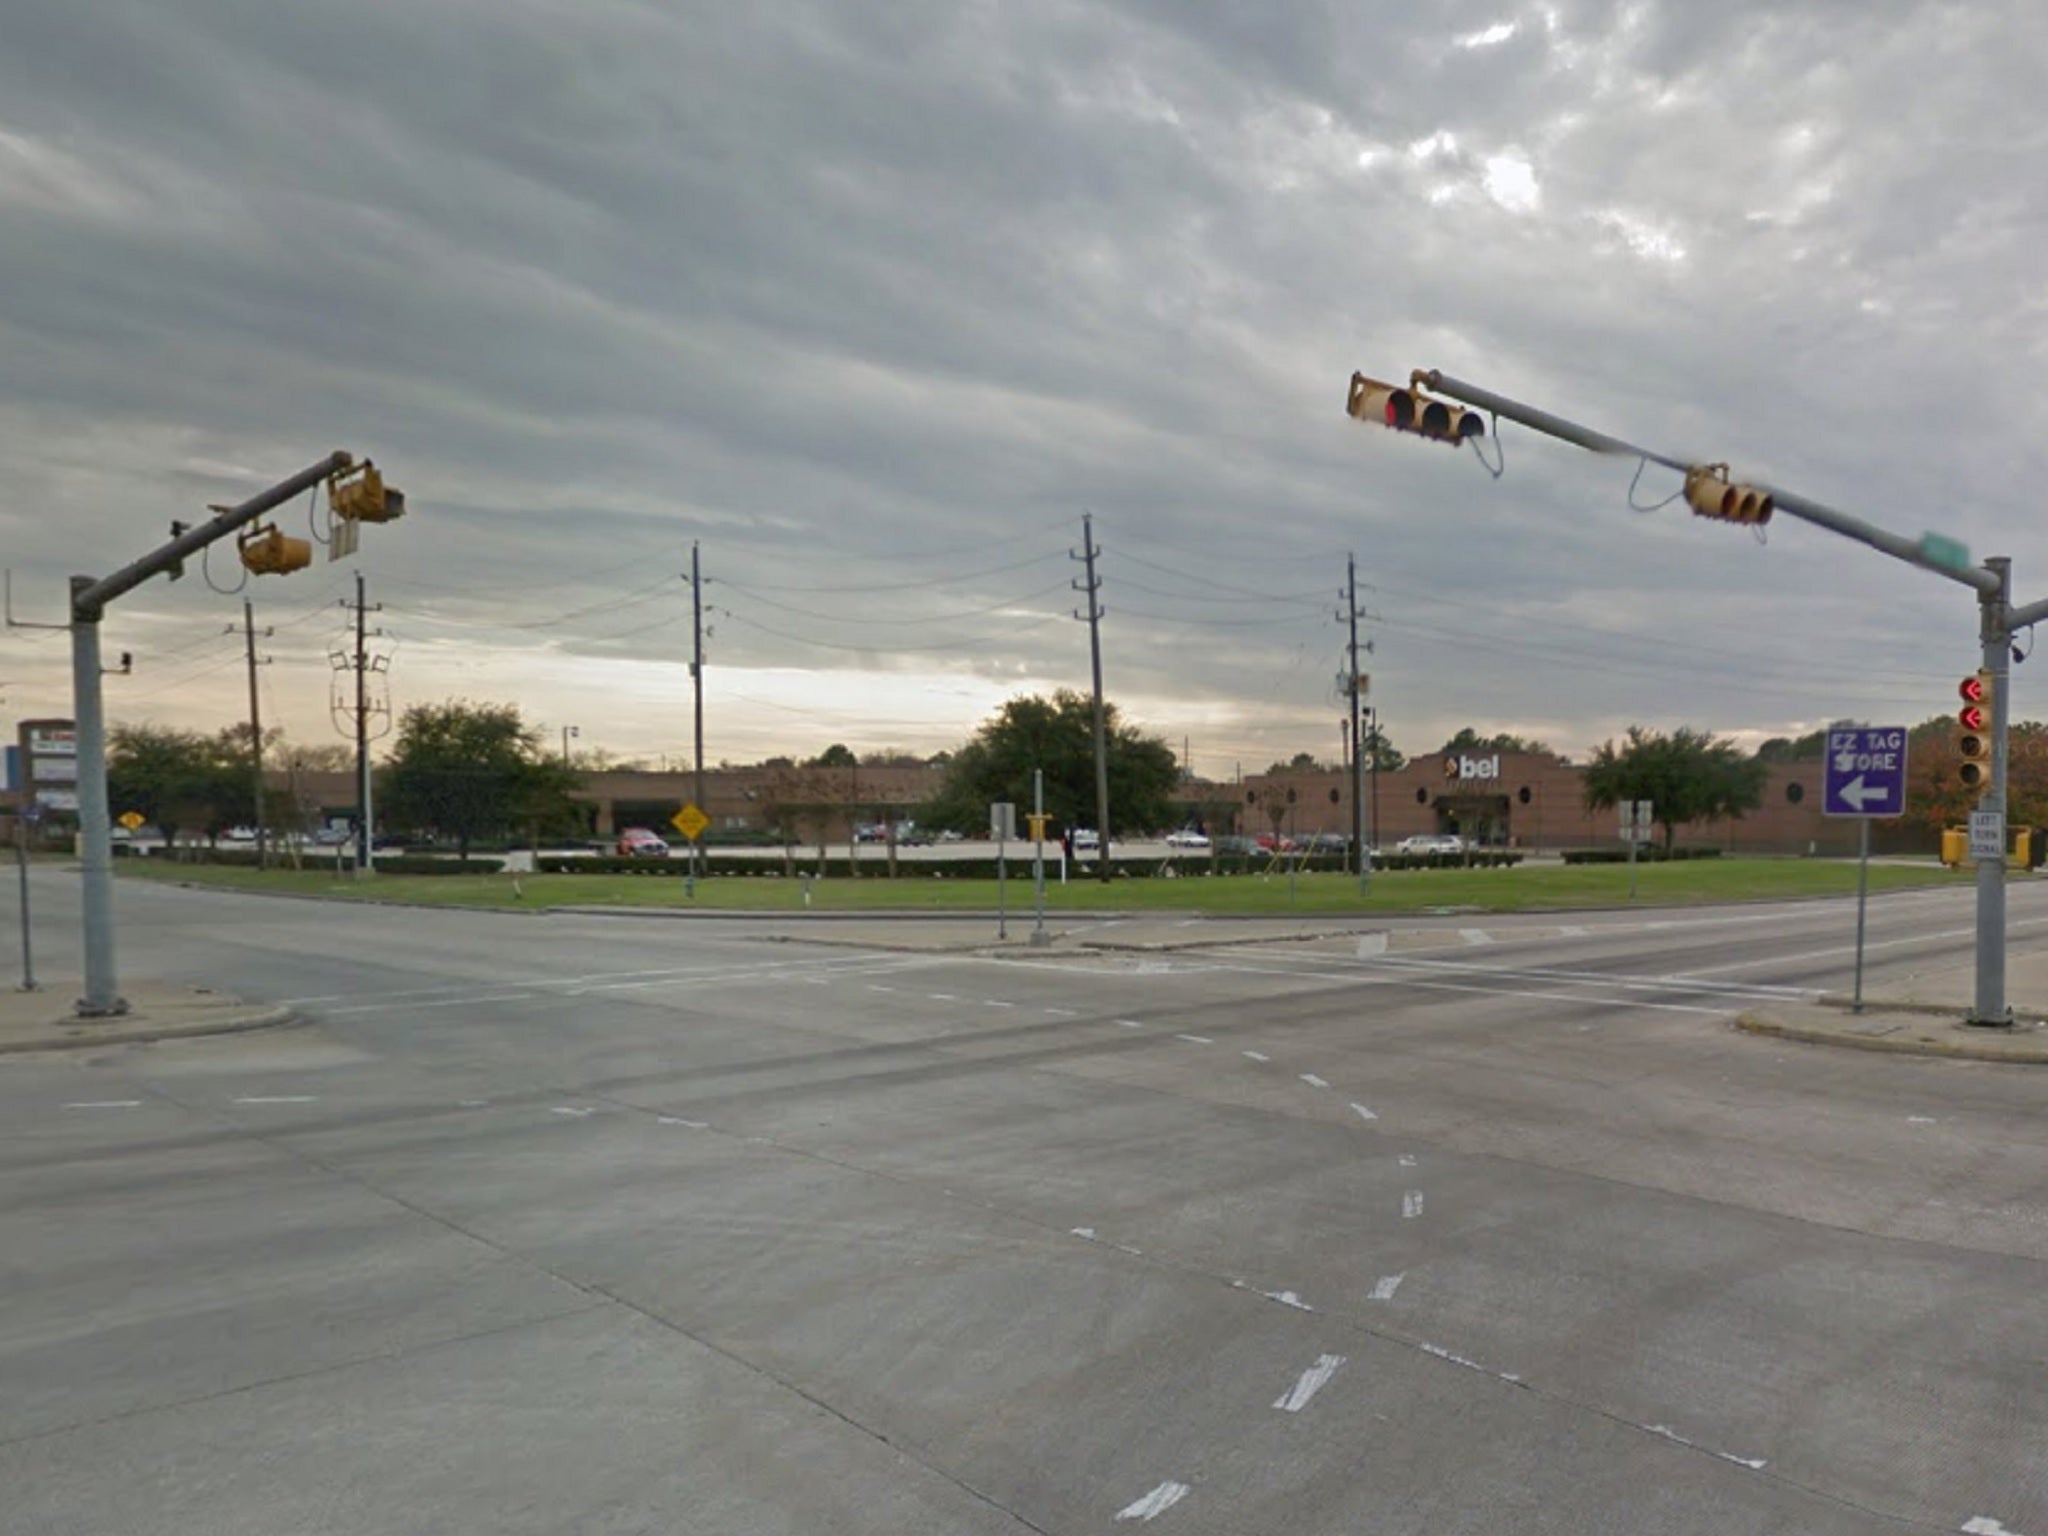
{"left": 73, "top": 451, "right": 354, "bottom": 619}
{"left": 1414, "top": 369, "right": 2000, "bottom": 598}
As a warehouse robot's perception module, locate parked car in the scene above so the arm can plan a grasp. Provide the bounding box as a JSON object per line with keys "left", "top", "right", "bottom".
{"left": 615, "top": 827, "right": 671, "bottom": 857}
{"left": 1071, "top": 828, "right": 1101, "bottom": 851}
{"left": 1165, "top": 828, "right": 1211, "bottom": 849}
{"left": 1395, "top": 834, "right": 1464, "bottom": 855}
{"left": 1255, "top": 833, "right": 1300, "bottom": 853}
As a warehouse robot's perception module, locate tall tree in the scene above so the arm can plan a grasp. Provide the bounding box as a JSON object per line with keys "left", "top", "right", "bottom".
{"left": 1753, "top": 728, "right": 1830, "bottom": 763}
{"left": 380, "top": 701, "right": 578, "bottom": 864}
{"left": 1441, "top": 727, "right": 1554, "bottom": 758}
{"left": 1582, "top": 726, "right": 1767, "bottom": 852}
{"left": 811, "top": 743, "right": 857, "bottom": 768}
{"left": 107, "top": 725, "right": 216, "bottom": 848}
{"left": 924, "top": 691, "right": 1179, "bottom": 836}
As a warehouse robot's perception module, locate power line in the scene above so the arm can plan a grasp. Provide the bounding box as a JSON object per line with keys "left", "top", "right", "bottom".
{"left": 714, "top": 577, "right": 1075, "bottom": 627}
{"left": 711, "top": 547, "right": 1069, "bottom": 595}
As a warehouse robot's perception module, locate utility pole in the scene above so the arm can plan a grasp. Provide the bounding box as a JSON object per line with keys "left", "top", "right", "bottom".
{"left": 338, "top": 571, "right": 386, "bottom": 875}
{"left": 242, "top": 598, "right": 270, "bottom": 869}
{"left": 690, "top": 540, "right": 706, "bottom": 897}
{"left": 1072, "top": 513, "right": 1111, "bottom": 882}
{"left": 1342, "top": 553, "right": 1368, "bottom": 892}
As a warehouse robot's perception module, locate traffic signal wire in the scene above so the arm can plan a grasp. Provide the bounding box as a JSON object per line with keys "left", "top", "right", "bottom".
{"left": 712, "top": 577, "right": 1075, "bottom": 627}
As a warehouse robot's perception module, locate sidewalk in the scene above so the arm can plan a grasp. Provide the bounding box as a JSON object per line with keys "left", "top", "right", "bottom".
{"left": 0, "top": 979, "right": 294, "bottom": 1055}
{"left": 1736, "top": 946, "right": 2048, "bottom": 1064}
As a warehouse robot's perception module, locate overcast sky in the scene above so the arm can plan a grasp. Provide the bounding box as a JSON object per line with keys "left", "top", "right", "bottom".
{"left": 4, "top": 0, "right": 2046, "bottom": 776}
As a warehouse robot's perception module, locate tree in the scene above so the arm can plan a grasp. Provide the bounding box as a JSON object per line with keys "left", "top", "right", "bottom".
{"left": 108, "top": 726, "right": 216, "bottom": 849}
{"left": 1753, "top": 729, "right": 1829, "bottom": 763}
{"left": 923, "top": 691, "right": 1180, "bottom": 841}
{"left": 1581, "top": 726, "right": 1767, "bottom": 852}
{"left": 811, "top": 743, "right": 857, "bottom": 768}
{"left": 1441, "top": 727, "right": 1553, "bottom": 758}
{"left": 380, "top": 701, "right": 579, "bottom": 864}
{"left": 1266, "top": 751, "right": 1330, "bottom": 773}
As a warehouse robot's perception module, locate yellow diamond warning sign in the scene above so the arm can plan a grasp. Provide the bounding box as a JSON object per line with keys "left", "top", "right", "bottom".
{"left": 670, "top": 803, "right": 710, "bottom": 842}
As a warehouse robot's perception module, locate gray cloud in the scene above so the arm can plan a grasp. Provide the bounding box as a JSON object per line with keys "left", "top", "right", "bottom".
{"left": 3, "top": 0, "right": 2045, "bottom": 773}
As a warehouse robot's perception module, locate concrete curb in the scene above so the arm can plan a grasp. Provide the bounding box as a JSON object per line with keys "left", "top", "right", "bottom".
{"left": 0, "top": 1004, "right": 299, "bottom": 1056}
{"left": 1735, "top": 1011, "right": 2048, "bottom": 1065}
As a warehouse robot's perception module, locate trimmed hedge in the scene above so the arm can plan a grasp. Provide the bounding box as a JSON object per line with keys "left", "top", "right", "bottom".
{"left": 531, "top": 850, "right": 1526, "bottom": 878}
{"left": 1559, "top": 846, "right": 1725, "bottom": 865}
{"left": 150, "top": 846, "right": 503, "bottom": 875}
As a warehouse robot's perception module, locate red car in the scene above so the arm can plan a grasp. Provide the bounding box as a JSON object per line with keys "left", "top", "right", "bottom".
{"left": 614, "top": 827, "right": 671, "bottom": 857}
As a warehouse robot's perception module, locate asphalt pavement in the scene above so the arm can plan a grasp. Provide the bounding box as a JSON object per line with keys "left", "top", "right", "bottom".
{"left": 3, "top": 865, "right": 2046, "bottom": 1534}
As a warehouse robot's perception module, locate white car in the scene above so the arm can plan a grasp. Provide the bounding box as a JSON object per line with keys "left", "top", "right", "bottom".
{"left": 1071, "top": 828, "right": 1100, "bottom": 851}
{"left": 1395, "top": 834, "right": 1463, "bottom": 855}
{"left": 1165, "top": 828, "right": 1211, "bottom": 849}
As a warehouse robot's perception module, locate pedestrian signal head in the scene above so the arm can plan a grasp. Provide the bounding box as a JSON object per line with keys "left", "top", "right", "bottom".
{"left": 1347, "top": 372, "right": 1485, "bottom": 445}
{"left": 238, "top": 523, "right": 311, "bottom": 576}
{"left": 1683, "top": 465, "right": 1773, "bottom": 525}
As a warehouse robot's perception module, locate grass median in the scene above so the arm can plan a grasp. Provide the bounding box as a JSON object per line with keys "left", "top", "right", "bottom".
{"left": 116, "top": 856, "right": 1972, "bottom": 915}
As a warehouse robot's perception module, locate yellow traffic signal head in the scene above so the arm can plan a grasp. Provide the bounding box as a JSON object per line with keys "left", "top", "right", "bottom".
{"left": 328, "top": 462, "right": 405, "bottom": 523}
{"left": 1683, "top": 465, "right": 1773, "bottom": 526}
{"left": 238, "top": 523, "right": 312, "bottom": 576}
{"left": 1347, "top": 372, "right": 1484, "bottom": 445}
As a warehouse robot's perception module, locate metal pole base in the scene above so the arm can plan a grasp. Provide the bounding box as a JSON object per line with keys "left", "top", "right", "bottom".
{"left": 1963, "top": 1010, "right": 2015, "bottom": 1030}
{"left": 74, "top": 996, "right": 130, "bottom": 1019}
{"left": 1029, "top": 930, "right": 1051, "bottom": 948}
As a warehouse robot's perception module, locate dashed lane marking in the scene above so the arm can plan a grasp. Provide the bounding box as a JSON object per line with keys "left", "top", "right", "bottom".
{"left": 1115, "top": 1482, "right": 1190, "bottom": 1522}
{"left": 1299, "top": 1074, "right": 1329, "bottom": 1089}
{"left": 1242, "top": 1050, "right": 1270, "bottom": 1062}
{"left": 1273, "top": 1354, "right": 1346, "bottom": 1413}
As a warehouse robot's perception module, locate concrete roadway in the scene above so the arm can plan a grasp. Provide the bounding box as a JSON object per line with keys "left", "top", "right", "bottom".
{"left": 2, "top": 870, "right": 2046, "bottom": 1534}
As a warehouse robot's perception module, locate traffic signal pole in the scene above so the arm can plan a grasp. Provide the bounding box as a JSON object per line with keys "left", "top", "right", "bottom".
{"left": 1977, "top": 558, "right": 2013, "bottom": 1024}
{"left": 69, "top": 452, "right": 355, "bottom": 1016}
{"left": 1355, "top": 368, "right": 2028, "bottom": 1026}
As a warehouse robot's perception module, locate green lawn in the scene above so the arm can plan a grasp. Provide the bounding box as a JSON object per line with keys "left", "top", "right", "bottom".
{"left": 116, "top": 856, "right": 1973, "bottom": 915}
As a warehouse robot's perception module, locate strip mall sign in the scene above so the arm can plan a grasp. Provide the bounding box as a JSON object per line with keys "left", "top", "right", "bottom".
{"left": 1442, "top": 754, "right": 1501, "bottom": 782}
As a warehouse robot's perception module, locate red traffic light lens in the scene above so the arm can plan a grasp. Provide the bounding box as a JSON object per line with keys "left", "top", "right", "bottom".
{"left": 1960, "top": 674, "right": 1987, "bottom": 704}
{"left": 1960, "top": 705, "right": 1988, "bottom": 733}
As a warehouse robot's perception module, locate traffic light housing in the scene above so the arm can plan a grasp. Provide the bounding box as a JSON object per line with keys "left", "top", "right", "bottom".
{"left": 328, "top": 462, "right": 406, "bottom": 523}
{"left": 1958, "top": 669, "right": 1993, "bottom": 792}
{"left": 1346, "top": 372, "right": 1486, "bottom": 445}
{"left": 1683, "top": 464, "right": 1773, "bottom": 526}
{"left": 239, "top": 523, "right": 311, "bottom": 576}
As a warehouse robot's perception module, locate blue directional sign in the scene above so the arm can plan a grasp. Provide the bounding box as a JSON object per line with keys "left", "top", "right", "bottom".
{"left": 1823, "top": 725, "right": 1908, "bottom": 818}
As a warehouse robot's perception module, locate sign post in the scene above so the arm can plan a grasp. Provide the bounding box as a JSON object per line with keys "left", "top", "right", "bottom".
{"left": 991, "top": 801, "right": 1015, "bottom": 940}
{"left": 1030, "top": 770, "right": 1049, "bottom": 947}
{"left": 14, "top": 802, "right": 38, "bottom": 992}
{"left": 1620, "top": 800, "right": 1653, "bottom": 901}
{"left": 670, "top": 802, "right": 710, "bottom": 900}
{"left": 1822, "top": 725, "right": 1909, "bottom": 1013}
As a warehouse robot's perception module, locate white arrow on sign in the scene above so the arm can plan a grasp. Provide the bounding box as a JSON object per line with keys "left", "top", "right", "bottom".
{"left": 1836, "top": 775, "right": 1887, "bottom": 810}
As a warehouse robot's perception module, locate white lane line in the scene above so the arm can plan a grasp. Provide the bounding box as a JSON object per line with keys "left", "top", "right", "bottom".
{"left": 550, "top": 1106, "right": 595, "bottom": 1117}
{"left": 1273, "top": 1354, "right": 1346, "bottom": 1413}
{"left": 1459, "top": 928, "right": 1493, "bottom": 946}
{"left": 1299, "top": 1073, "right": 1329, "bottom": 1089}
{"left": 64, "top": 1100, "right": 142, "bottom": 1109}
{"left": 458, "top": 1099, "right": 489, "bottom": 1108}
{"left": 1644, "top": 1423, "right": 1767, "bottom": 1471}
{"left": 1044, "top": 1006, "right": 1079, "bottom": 1017}
{"left": 234, "top": 1096, "right": 317, "bottom": 1105}
{"left": 281, "top": 952, "right": 922, "bottom": 1007}
{"left": 1398, "top": 1154, "right": 1418, "bottom": 1168}
{"left": 323, "top": 991, "right": 541, "bottom": 1016}
{"left": 1115, "top": 1481, "right": 1190, "bottom": 1522}
{"left": 1908, "top": 1115, "right": 1938, "bottom": 1124}
{"left": 1362, "top": 953, "right": 1814, "bottom": 1001}
{"left": 1071, "top": 1226, "right": 1097, "bottom": 1240}
{"left": 1218, "top": 961, "right": 1730, "bottom": 1016}
{"left": 1370, "top": 1273, "right": 1404, "bottom": 1301}
{"left": 1263, "top": 1289, "right": 1314, "bottom": 1312}
{"left": 1174, "top": 1033, "right": 1214, "bottom": 1044}
{"left": 1402, "top": 1191, "right": 1425, "bottom": 1219}
{"left": 1242, "top": 1050, "right": 1271, "bottom": 1062}
{"left": 1666, "top": 914, "right": 2048, "bottom": 978}
{"left": 1350, "top": 1103, "right": 1378, "bottom": 1122}
{"left": 1420, "top": 1341, "right": 1522, "bottom": 1385}
{"left": 657, "top": 1117, "right": 708, "bottom": 1127}
{"left": 1356, "top": 932, "right": 1389, "bottom": 957}
{"left": 984, "top": 1000, "right": 1016, "bottom": 1009}
{"left": 1962, "top": 1518, "right": 2036, "bottom": 1535}
{"left": 927, "top": 993, "right": 958, "bottom": 1002}
{"left": 1116, "top": 1019, "right": 1145, "bottom": 1028}
{"left": 868, "top": 985, "right": 897, "bottom": 993}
